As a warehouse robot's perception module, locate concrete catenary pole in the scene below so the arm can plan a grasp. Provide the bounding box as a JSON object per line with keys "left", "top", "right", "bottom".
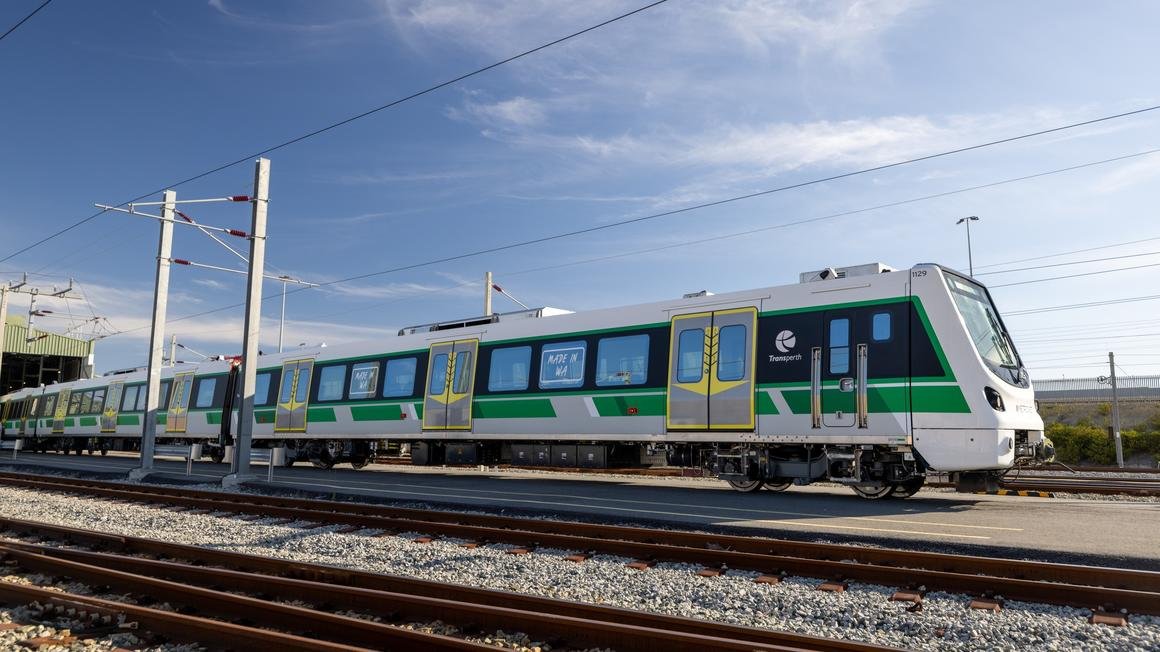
{"left": 131, "top": 189, "right": 176, "bottom": 479}
{"left": 1109, "top": 351, "right": 1124, "bottom": 468}
{"left": 484, "top": 271, "right": 493, "bottom": 316}
{"left": 230, "top": 158, "right": 270, "bottom": 481}
{"left": 0, "top": 286, "right": 9, "bottom": 391}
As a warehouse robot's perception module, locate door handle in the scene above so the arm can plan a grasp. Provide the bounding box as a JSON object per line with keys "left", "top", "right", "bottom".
{"left": 839, "top": 377, "right": 855, "bottom": 392}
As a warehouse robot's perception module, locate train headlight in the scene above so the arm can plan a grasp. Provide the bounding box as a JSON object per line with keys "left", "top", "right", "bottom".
{"left": 984, "top": 386, "right": 1005, "bottom": 411}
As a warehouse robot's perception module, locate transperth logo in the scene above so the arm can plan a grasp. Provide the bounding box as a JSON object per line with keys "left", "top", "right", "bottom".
{"left": 775, "top": 330, "right": 796, "bottom": 353}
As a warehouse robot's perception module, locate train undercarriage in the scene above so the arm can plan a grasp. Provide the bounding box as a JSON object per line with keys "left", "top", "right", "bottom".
{"left": 10, "top": 434, "right": 1047, "bottom": 499}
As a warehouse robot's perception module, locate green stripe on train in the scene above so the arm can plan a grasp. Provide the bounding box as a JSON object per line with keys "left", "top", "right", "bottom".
{"left": 352, "top": 404, "right": 405, "bottom": 421}
{"left": 117, "top": 415, "right": 139, "bottom": 426}
{"left": 79, "top": 417, "right": 98, "bottom": 427}
{"left": 255, "top": 410, "right": 275, "bottom": 424}
{"left": 473, "top": 399, "right": 556, "bottom": 419}
{"left": 307, "top": 407, "right": 337, "bottom": 423}
{"left": 781, "top": 385, "right": 969, "bottom": 414}
{"left": 757, "top": 391, "right": 779, "bottom": 415}
{"left": 593, "top": 394, "right": 665, "bottom": 417}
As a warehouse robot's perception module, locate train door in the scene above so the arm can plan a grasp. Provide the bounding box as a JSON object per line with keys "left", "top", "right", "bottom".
{"left": 52, "top": 388, "right": 69, "bottom": 434}
{"left": 275, "top": 359, "right": 314, "bottom": 433}
{"left": 666, "top": 307, "right": 757, "bottom": 431}
{"left": 20, "top": 397, "right": 38, "bottom": 436}
{"left": 422, "top": 339, "right": 478, "bottom": 431}
{"left": 822, "top": 311, "right": 857, "bottom": 427}
{"left": 166, "top": 372, "right": 195, "bottom": 433}
{"left": 102, "top": 382, "right": 123, "bottom": 433}
{"left": 37, "top": 394, "right": 58, "bottom": 437}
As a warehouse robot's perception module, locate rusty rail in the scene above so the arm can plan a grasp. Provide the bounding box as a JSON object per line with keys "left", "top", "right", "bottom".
{"left": 0, "top": 519, "right": 888, "bottom": 652}
{"left": 0, "top": 472, "right": 1158, "bottom": 617}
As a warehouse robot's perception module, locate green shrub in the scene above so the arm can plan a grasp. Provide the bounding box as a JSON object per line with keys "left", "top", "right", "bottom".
{"left": 1047, "top": 423, "right": 1160, "bottom": 465}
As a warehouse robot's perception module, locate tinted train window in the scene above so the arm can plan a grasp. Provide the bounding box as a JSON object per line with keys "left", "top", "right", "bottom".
{"left": 349, "top": 362, "right": 379, "bottom": 399}
{"left": 195, "top": 378, "right": 217, "bottom": 408}
{"left": 829, "top": 318, "right": 850, "bottom": 375}
{"left": 676, "top": 329, "right": 704, "bottom": 383}
{"left": 91, "top": 389, "right": 106, "bottom": 414}
{"left": 489, "top": 346, "right": 531, "bottom": 392}
{"left": 255, "top": 373, "right": 272, "bottom": 406}
{"left": 79, "top": 391, "right": 93, "bottom": 414}
{"left": 428, "top": 354, "right": 449, "bottom": 395}
{"left": 317, "top": 365, "right": 346, "bottom": 402}
{"left": 121, "top": 386, "right": 139, "bottom": 411}
{"left": 539, "top": 341, "right": 586, "bottom": 389}
{"left": 68, "top": 393, "right": 82, "bottom": 415}
{"left": 384, "top": 357, "right": 417, "bottom": 398}
{"left": 872, "top": 312, "right": 891, "bottom": 342}
{"left": 453, "top": 351, "right": 473, "bottom": 394}
{"left": 595, "top": 335, "right": 649, "bottom": 386}
{"left": 717, "top": 325, "right": 747, "bottom": 382}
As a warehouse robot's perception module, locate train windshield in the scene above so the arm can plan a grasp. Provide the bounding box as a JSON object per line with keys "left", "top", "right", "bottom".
{"left": 945, "top": 273, "right": 1027, "bottom": 387}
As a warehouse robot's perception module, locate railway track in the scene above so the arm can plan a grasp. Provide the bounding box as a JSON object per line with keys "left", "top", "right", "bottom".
{"left": 999, "top": 475, "right": 1160, "bottom": 496}
{"left": 0, "top": 471, "right": 1156, "bottom": 622}
{"left": 0, "top": 517, "right": 881, "bottom": 652}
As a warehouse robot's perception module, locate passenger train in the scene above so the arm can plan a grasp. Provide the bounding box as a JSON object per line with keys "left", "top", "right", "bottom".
{"left": 1, "top": 263, "right": 1051, "bottom": 498}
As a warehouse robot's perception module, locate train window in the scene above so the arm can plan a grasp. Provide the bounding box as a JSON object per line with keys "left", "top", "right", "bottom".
{"left": 121, "top": 386, "right": 139, "bottom": 412}
{"left": 676, "top": 329, "right": 704, "bottom": 383}
{"left": 829, "top": 318, "right": 850, "bottom": 375}
{"left": 79, "top": 391, "right": 93, "bottom": 414}
{"left": 717, "top": 325, "right": 747, "bottom": 382}
{"left": 872, "top": 312, "right": 891, "bottom": 342}
{"left": 349, "top": 362, "right": 380, "bottom": 399}
{"left": 295, "top": 367, "right": 312, "bottom": 403}
{"left": 255, "top": 372, "right": 272, "bottom": 406}
{"left": 41, "top": 395, "right": 57, "bottom": 418}
{"left": 384, "top": 358, "right": 417, "bottom": 398}
{"left": 453, "top": 351, "right": 473, "bottom": 394}
{"left": 68, "top": 393, "right": 82, "bottom": 416}
{"left": 195, "top": 378, "right": 217, "bottom": 408}
{"left": 539, "top": 341, "right": 586, "bottom": 389}
{"left": 91, "top": 389, "right": 106, "bottom": 414}
{"left": 317, "top": 365, "right": 346, "bottom": 402}
{"left": 489, "top": 346, "right": 531, "bottom": 392}
{"left": 595, "top": 335, "right": 649, "bottom": 386}
{"left": 428, "top": 354, "right": 449, "bottom": 395}
{"left": 159, "top": 381, "right": 172, "bottom": 410}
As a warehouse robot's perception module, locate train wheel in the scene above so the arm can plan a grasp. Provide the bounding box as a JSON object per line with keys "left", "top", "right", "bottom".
{"left": 727, "top": 478, "right": 765, "bottom": 492}
{"left": 890, "top": 477, "right": 925, "bottom": 498}
{"left": 350, "top": 455, "right": 370, "bottom": 470}
{"left": 763, "top": 481, "right": 792, "bottom": 492}
{"left": 851, "top": 483, "right": 894, "bottom": 499}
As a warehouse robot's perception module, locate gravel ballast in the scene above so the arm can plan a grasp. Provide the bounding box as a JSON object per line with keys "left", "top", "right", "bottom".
{"left": 0, "top": 483, "right": 1156, "bottom": 651}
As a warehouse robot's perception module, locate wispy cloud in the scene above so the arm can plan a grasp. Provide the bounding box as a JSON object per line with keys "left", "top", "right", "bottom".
{"left": 1091, "top": 154, "right": 1160, "bottom": 194}
{"left": 326, "top": 169, "right": 493, "bottom": 186}
{"left": 208, "top": 0, "right": 386, "bottom": 33}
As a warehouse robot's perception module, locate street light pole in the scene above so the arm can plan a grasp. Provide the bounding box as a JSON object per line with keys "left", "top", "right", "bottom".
{"left": 956, "top": 215, "right": 979, "bottom": 276}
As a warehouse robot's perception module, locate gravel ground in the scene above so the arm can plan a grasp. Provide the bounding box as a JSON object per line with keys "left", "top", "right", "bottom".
{"left": 0, "top": 485, "right": 1155, "bottom": 650}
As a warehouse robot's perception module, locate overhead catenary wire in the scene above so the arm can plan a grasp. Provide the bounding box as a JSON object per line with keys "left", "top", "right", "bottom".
{"left": 976, "top": 249, "right": 1160, "bottom": 276}
{"left": 975, "top": 234, "right": 1160, "bottom": 270}
{"left": 990, "top": 261, "right": 1160, "bottom": 288}
{"left": 0, "top": 0, "right": 54, "bottom": 44}
{"left": 90, "top": 145, "right": 1160, "bottom": 340}
{"left": 0, "top": 0, "right": 672, "bottom": 265}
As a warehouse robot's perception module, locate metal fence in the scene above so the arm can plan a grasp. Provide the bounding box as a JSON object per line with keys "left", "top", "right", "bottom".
{"left": 1033, "top": 375, "right": 1160, "bottom": 403}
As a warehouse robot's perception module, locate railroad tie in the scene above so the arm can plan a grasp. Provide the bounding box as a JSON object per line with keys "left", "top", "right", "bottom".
{"left": 968, "top": 598, "right": 1003, "bottom": 612}
{"left": 816, "top": 581, "right": 848, "bottom": 593}
{"left": 626, "top": 559, "right": 655, "bottom": 571}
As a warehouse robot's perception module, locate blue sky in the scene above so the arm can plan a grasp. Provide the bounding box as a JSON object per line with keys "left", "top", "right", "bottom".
{"left": 2, "top": 0, "right": 1159, "bottom": 378}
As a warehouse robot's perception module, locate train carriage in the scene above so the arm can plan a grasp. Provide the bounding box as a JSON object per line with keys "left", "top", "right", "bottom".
{"left": 0, "top": 263, "right": 1051, "bottom": 497}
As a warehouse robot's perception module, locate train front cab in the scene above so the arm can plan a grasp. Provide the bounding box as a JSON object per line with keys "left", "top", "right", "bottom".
{"left": 909, "top": 265, "right": 1046, "bottom": 491}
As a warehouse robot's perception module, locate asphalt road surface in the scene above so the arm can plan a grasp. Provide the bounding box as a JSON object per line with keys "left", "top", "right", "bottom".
{"left": 1, "top": 452, "right": 1156, "bottom": 569}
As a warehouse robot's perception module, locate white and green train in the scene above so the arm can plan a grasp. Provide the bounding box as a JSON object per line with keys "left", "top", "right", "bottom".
{"left": 1, "top": 263, "right": 1051, "bottom": 498}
